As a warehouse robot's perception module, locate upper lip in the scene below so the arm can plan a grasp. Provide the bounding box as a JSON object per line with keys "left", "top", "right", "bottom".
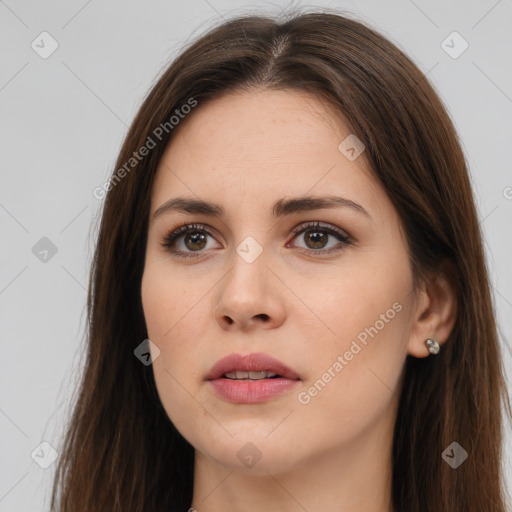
{"left": 206, "top": 352, "right": 301, "bottom": 380}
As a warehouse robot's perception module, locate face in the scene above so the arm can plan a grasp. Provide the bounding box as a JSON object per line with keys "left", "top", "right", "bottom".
{"left": 141, "top": 88, "right": 419, "bottom": 474}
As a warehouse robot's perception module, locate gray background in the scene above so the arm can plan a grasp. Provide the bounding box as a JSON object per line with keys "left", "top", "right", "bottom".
{"left": 1, "top": 0, "right": 511, "bottom": 510}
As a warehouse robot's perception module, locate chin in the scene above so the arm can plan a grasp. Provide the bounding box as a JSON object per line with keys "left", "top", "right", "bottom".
{"left": 192, "top": 429, "right": 303, "bottom": 475}
{"left": 207, "top": 445, "right": 301, "bottom": 475}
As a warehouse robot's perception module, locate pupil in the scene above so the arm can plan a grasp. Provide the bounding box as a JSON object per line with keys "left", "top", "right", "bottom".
{"left": 185, "top": 232, "right": 206, "bottom": 250}
{"left": 306, "top": 231, "right": 327, "bottom": 249}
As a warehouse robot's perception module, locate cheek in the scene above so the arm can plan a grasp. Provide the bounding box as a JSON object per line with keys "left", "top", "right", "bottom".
{"left": 141, "top": 261, "right": 201, "bottom": 342}
{"left": 141, "top": 263, "right": 210, "bottom": 430}
{"left": 293, "top": 301, "right": 408, "bottom": 449}
{"left": 141, "top": 264, "right": 175, "bottom": 337}
{"left": 142, "top": 271, "right": 202, "bottom": 385}
{"left": 297, "top": 260, "right": 410, "bottom": 357}
{"left": 292, "top": 256, "right": 411, "bottom": 418}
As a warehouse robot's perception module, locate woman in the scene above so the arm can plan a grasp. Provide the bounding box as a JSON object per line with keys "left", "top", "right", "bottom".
{"left": 50, "top": 9, "right": 511, "bottom": 512}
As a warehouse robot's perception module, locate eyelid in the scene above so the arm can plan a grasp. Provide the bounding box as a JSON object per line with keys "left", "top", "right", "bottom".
{"left": 289, "top": 221, "right": 352, "bottom": 242}
{"left": 160, "top": 223, "right": 218, "bottom": 248}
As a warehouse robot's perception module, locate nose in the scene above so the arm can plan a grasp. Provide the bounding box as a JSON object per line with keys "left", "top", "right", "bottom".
{"left": 213, "top": 246, "right": 287, "bottom": 332}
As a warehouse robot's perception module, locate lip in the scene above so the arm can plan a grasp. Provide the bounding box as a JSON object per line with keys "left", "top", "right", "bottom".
{"left": 206, "top": 352, "right": 301, "bottom": 404}
{"left": 206, "top": 352, "right": 301, "bottom": 381}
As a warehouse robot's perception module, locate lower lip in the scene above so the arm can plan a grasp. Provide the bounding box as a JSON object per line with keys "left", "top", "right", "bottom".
{"left": 208, "top": 377, "right": 300, "bottom": 404}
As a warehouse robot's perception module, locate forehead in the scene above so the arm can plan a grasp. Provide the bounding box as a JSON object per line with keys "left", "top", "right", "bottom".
{"left": 150, "top": 88, "right": 383, "bottom": 218}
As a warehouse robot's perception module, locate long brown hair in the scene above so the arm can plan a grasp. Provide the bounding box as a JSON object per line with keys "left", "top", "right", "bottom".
{"left": 50, "top": 8, "right": 512, "bottom": 512}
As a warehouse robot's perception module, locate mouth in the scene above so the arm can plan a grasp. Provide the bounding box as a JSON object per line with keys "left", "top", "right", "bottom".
{"left": 222, "top": 370, "right": 282, "bottom": 380}
{"left": 206, "top": 352, "right": 301, "bottom": 381}
{"left": 206, "top": 352, "right": 301, "bottom": 404}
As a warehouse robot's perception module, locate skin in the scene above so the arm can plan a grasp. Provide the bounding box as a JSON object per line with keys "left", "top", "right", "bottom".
{"left": 141, "top": 88, "right": 457, "bottom": 512}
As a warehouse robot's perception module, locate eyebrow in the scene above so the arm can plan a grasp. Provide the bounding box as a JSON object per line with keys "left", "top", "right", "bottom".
{"left": 152, "top": 195, "right": 371, "bottom": 221}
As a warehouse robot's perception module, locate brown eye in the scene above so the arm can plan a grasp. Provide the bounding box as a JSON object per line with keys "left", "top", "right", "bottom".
{"left": 303, "top": 229, "right": 329, "bottom": 249}
{"left": 161, "top": 221, "right": 353, "bottom": 259}
{"left": 289, "top": 221, "right": 352, "bottom": 256}
{"left": 161, "top": 223, "right": 219, "bottom": 259}
{"left": 183, "top": 231, "right": 208, "bottom": 251}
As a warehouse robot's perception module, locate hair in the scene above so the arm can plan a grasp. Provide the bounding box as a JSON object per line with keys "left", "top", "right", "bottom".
{"left": 50, "top": 8, "right": 511, "bottom": 512}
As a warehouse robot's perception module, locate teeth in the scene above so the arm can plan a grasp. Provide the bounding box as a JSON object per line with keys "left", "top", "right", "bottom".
{"left": 248, "top": 371, "right": 273, "bottom": 380}
{"left": 224, "top": 371, "right": 279, "bottom": 380}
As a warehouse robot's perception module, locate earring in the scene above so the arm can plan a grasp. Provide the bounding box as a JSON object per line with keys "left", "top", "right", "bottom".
{"left": 425, "top": 338, "right": 440, "bottom": 355}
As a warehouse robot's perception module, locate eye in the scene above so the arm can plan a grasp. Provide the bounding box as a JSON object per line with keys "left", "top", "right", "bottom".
{"left": 160, "top": 223, "right": 219, "bottom": 259}
{"left": 287, "top": 221, "right": 352, "bottom": 256}
{"left": 160, "top": 221, "right": 353, "bottom": 259}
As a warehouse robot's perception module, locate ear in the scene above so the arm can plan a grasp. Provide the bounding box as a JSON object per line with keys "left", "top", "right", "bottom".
{"left": 407, "top": 262, "right": 458, "bottom": 358}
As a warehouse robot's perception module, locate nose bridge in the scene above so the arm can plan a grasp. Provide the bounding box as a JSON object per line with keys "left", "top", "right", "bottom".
{"left": 213, "top": 231, "right": 286, "bottom": 329}
{"left": 225, "top": 233, "right": 269, "bottom": 300}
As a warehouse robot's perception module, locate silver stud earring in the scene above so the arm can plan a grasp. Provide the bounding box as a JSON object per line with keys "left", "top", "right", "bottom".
{"left": 425, "top": 338, "right": 440, "bottom": 355}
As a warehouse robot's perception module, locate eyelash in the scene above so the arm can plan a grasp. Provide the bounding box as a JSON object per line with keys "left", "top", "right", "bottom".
{"left": 160, "top": 221, "right": 353, "bottom": 259}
